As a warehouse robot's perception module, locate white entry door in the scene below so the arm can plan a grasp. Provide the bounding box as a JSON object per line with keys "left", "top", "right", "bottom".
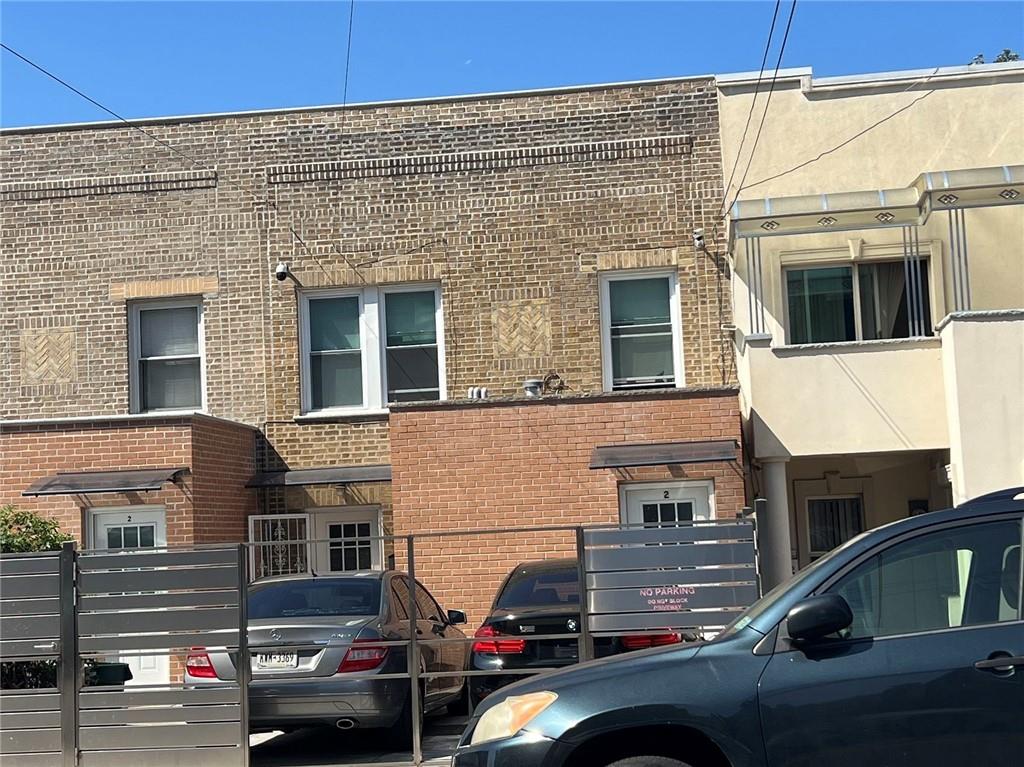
{"left": 620, "top": 481, "right": 714, "bottom": 526}
{"left": 312, "top": 508, "right": 383, "bottom": 573}
{"left": 89, "top": 507, "right": 169, "bottom": 687}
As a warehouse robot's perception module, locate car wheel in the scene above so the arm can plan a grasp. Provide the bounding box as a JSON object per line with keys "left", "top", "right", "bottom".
{"left": 445, "top": 683, "right": 471, "bottom": 716}
{"left": 603, "top": 759, "right": 694, "bottom": 767}
{"left": 388, "top": 685, "right": 424, "bottom": 750}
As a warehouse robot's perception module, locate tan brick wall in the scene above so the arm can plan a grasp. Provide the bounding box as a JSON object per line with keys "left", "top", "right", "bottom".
{"left": 1, "top": 78, "right": 731, "bottom": 484}
{"left": 389, "top": 389, "right": 743, "bottom": 624}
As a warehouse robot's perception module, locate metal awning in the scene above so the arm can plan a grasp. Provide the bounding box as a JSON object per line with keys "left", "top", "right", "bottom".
{"left": 730, "top": 164, "right": 1024, "bottom": 238}
{"left": 246, "top": 464, "right": 392, "bottom": 488}
{"left": 589, "top": 439, "right": 738, "bottom": 470}
{"left": 23, "top": 467, "right": 189, "bottom": 497}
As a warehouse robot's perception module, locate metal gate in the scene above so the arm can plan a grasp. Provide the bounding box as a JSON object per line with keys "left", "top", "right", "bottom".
{"left": 1, "top": 543, "right": 249, "bottom": 767}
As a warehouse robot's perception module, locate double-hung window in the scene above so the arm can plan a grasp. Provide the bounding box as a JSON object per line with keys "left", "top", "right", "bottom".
{"left": 785, "top": 259, "right": 931, "bottom": 345}
{"left": 300, "top": 285, "right": 444, "bottom": 414}
{"left": 600, "top": 272, "right": 682, "bottom": 391}
{"left": 129, "top": 300, "right": 205, "bottom": 413}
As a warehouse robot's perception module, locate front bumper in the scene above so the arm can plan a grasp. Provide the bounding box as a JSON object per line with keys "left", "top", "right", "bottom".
{"left": 452, "top": 731, "right": 563, "bottom": 767}
{"left": 247, "top": 677, "right": 408, "bottom": 730}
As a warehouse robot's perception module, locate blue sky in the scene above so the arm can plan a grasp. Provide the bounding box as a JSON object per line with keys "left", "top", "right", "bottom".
{"left": 1, "top": 1, "right": 1021, "bottom": 128}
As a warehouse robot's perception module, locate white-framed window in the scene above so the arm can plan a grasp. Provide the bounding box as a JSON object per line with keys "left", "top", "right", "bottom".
{"left": 298, "top": 285, "right": 445, "bottom": 414}
{"left": 807, "top": 495, "right": 865, "bottom": 559}
{"left": 784, "top": 259, "right": 931, "bottom": 345}
{"left": 247, "top": 508, "right": 384, "bottom": 580}
{"left": 599, "top": 271, "right": 683, "bottom": 391}
{"left": 129, "top": 298, "right": 205, "bottom": 413}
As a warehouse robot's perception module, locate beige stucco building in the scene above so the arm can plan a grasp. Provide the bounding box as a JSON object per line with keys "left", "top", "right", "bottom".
{"left": 717, "top": 62, "right": 1024, "bottom": 587}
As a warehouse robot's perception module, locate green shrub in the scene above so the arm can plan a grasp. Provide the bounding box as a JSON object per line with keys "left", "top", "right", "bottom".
{"left": 1, "top": 506, "right": 72, "bottom": 689}
{"left": 0, "top": 505, "right": 72, "bottom": 553}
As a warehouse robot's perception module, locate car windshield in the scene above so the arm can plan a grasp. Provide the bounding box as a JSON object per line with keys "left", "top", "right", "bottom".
{"left": 248, "top": 578, "right": 382, "bottom": 619}
{"left": 496, "top": 565, "right": 580, "bottom": 609}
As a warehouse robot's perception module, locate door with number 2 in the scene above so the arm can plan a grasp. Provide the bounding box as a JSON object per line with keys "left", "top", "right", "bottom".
{"left": 89, "top": 507, "right": 169, "bottom": 686}
{"left": 620, "top": 481, "right": 714, "bottom": 526}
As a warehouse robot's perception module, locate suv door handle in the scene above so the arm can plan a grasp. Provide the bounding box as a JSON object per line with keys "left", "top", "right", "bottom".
{"left": 975, "top": 653, "right": 1024, "bottom": 672}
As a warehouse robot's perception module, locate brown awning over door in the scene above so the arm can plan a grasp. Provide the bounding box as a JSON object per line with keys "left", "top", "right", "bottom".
{"left": 589, "top": 439, "right": 738, "bottom": 470}
{"left": 23, "top": 467, "right": 189, "bottom": 497}
{"left": 246, "top": 464, "right": 392, "bottom": 488}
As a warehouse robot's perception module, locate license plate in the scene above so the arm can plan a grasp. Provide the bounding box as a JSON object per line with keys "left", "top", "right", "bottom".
{"left": 553, "top": 646, "right": 578, "bottom": 660}
{"left": 254, "top": 653, "right": 298, "bottom": 669}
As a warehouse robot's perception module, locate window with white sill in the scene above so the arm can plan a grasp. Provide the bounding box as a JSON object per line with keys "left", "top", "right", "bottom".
{"left": 299, "top": 285, "right": 444, "bottom": 414}
{"left": 600, "top": 272, "right": 683, "bottom": 391}
{"left": 785, "top": 260, "right": 932, "bottom": 345}
{"left": 129, "top": 299, "right": 205, "bottom": 413}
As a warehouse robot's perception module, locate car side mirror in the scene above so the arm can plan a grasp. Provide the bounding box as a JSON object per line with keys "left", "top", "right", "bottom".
{"left": 447, "top": 609, "right": 467, "bottom": 625}
{"left": 786, "top": 594, "right": 853, "bottom": 643}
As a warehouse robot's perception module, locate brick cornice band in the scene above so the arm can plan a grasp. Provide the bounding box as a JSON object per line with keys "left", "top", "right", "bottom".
{"left": 0, "top": 170, "right": 218, "bottom": 202}
{"left": 268, "top": 135, "right": 693, "bottom": 184}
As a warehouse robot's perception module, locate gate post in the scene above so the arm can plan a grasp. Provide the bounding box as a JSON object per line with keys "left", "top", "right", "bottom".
{"left": 406, "top": 536, "right": 423, "bottom": 766}
{"left": 237, "top": 545, "right": 250, "bottom": 767}
{"left": 575, "top": 527, "right": 593, "bottom": 662}
{"left": 58, "top": 541, "right": 78, "bottom": 767}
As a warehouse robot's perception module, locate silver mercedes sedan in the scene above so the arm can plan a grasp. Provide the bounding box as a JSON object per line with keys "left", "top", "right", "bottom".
{"left": 184, "top": 571, "right": 469, "bottom": 740}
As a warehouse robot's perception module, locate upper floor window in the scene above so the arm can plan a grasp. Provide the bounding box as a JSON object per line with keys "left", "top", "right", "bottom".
{"left": 785, "top": 260, "right": 931, "bottom": 345}
{"left": 600, "top": 272, "right": 682, "bottom": 391}
{"left": 299, "top": 285, "right": 444, "bottom": 414}
{"left": 129, "top": 299, "right": 205, "bottom": 413}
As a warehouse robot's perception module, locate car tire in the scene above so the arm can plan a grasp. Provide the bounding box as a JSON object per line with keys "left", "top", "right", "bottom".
{"left": 445, "top": 683, "right": 471, "bottom": 716}
{"left": 603, "top": 759, "right": 694, "bottom": 767}
{"left": 388, "top": 686, "right": 424, "bottom": 750}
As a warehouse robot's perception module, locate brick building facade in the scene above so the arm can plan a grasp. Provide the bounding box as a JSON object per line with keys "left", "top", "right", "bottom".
{"left": 1, "top": 76, "right": 742, "bottom": 640}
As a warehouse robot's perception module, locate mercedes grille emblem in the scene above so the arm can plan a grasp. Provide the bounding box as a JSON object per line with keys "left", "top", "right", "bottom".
{"left": 270, "top": 629, "right": 283, "bottom": 641}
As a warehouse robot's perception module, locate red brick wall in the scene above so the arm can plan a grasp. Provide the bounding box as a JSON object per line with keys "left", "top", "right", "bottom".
{"left": 0, "top": 419, "right": 194, "bottom": 545}
{"left": 0, "top": 415, "right": 257, "bottom": 547}
{"left": 190, "top": 417, "right": 258, "bottom": 544}
{"left": 389, "top": 389, "right": 743, "bottom": 624}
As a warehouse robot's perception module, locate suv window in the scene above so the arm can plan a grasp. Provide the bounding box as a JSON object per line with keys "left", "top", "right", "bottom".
{"left": 827, "top": 519, "right": 1022, "bottom": 639}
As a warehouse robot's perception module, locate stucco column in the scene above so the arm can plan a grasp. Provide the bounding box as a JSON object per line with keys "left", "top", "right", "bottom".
{"left": 759, "top": 458, "right": 794, "bottom": 591}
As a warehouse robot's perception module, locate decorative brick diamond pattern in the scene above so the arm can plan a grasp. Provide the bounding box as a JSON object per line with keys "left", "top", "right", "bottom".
{"left": 817, "top": 216, "right": 837, "bottom": 227}
{"left": 20, "top": 328, "right": 77, "bottom": 385}
{"left": 938, "top": 193, "right": 959, "bottom": 205}
{"left": 493, "top": 299, "right": 553, "bottom": 359}
{"left": 999, "top": 188, "right": 1020, "bottom": 200}
{"left": 875, "top": 211, "right": 895, "bottom": 223}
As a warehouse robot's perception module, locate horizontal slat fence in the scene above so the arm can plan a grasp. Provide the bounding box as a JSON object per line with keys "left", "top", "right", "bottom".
{"left": 583, "top": 520, "right": 759, "bottom": 635}
{"left": 75, "top": 546, "right": 246, "bottom": 767}
{"left": 0, "top": 553, "right": 63, "bottom": 767}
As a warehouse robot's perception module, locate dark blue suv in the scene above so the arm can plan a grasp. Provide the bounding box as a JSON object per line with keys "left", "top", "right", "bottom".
{"left": 452, "top": 488, "right": 1024, "bottom": 767}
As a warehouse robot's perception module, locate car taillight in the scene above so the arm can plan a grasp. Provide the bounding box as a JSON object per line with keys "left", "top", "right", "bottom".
{"left": 620, "top": 632, "right": 682, "bottom": 650}
{"left": 185, "top": 648, "right": 218, "bottom": 678}
{"left": 472, "top": 625, "right": 527, "bottom": 654}
{"left": 338, "top": 639, "right": 389, "bottom": 673}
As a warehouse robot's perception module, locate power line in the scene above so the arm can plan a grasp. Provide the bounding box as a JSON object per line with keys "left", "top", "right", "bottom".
{"left": 719, "top": 0, "right": 781, "bottom": 217}
{"left": 342, "top": 0, "right": 356, "bottom": 107}
{"left": 738, "top": 69, "right": 939, "bottom": 194}
{"left": 724, "top": 0, "right": 798, "bottom": 219}
{"left": 1, "top": 42, "right": 220, "bottom": 175}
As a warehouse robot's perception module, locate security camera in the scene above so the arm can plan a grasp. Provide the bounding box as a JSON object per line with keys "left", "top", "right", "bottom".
{"left": 275, "top": 262, "right": 290, "bottom": 282}
{"left": 692, "top": 228, "right": 706, "bottom": 251}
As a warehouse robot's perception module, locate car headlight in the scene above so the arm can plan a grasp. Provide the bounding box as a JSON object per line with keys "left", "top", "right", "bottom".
{"left": 470, "top": 691, "right": 558, "bottom": 746}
